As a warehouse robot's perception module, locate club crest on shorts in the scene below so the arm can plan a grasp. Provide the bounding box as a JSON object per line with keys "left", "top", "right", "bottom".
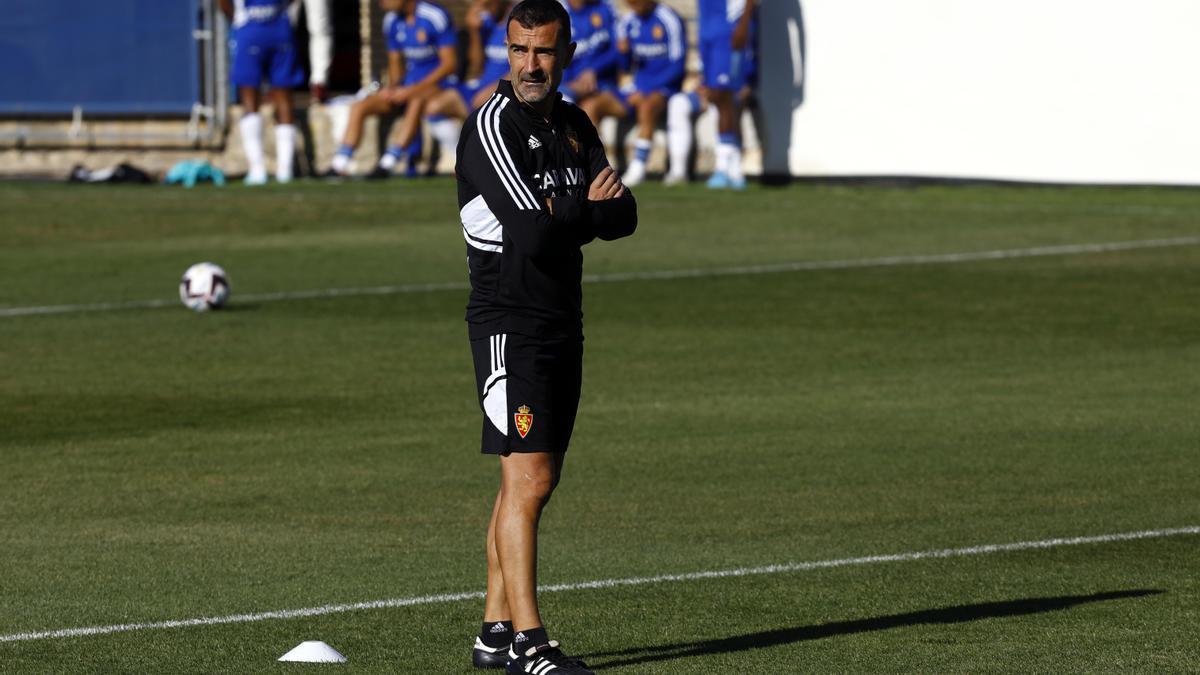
{"left": 514, "top": 405, "right": 533, "bottom": 439}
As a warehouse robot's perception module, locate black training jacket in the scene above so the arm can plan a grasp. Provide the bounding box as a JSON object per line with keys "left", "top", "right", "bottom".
{"left": 456, "top": 79, "right": 638, "bottom": 341}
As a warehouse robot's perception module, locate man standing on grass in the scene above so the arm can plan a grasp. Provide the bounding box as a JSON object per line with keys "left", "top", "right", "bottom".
{"left": 220, "top": 0, "right": 305, "bottom": 185}
{"left": 456, "top": 1, "right": 637, "bottom": 672}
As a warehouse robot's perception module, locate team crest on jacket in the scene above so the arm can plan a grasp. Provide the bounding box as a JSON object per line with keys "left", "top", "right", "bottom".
{"left": 564, "top": 126, "right": 580, "bottom": 154}
{"left": 514, "top": 405, "right": 533, "bottom": 438}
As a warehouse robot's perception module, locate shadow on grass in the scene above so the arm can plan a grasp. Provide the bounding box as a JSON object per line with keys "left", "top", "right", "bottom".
{"left": 588, "top": 589, "right": 1163, "bottom": 670}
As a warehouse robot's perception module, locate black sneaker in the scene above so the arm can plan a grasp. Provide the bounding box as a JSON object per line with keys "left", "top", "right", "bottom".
{"left": 472, "top": 637, "right": 508, "bottom": 669}
{"left": 365, "top": 165, "right": 393, "bottom": 180}
{"left": 506, "top": 640, "right": 593, "bottom": 674}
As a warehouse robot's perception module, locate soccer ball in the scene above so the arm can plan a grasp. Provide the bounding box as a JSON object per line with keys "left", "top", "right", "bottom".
{"left": 179, "top": 262, "right": 231, "bottom": 312}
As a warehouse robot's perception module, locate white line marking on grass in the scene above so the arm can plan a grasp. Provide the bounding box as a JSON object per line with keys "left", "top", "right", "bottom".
{"left": 2, "top": 526, "right": 1196, "bottom": 644}
{"left": 2, "top": 236, "right": 1199, "bottom": 318}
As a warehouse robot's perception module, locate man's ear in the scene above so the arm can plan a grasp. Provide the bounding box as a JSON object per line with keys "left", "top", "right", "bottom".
{"left": 563, "top": 41, "right": 577, "bottom": 70}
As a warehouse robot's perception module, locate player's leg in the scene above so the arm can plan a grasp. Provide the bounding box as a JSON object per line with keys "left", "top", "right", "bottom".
{"left": 495, "top": 450, "right": 561, "bottom": 632}
{"left": 577, "top": 90, "right": 627, "bottom": 130}
{"left": 232, "top": 33, "right": 270, "bottom": 186}
{"left": 268, "top": 88, "right": 297, "bottom": 182}
{"left": 264, "top": 38, "right": 304, "bottom": 183}
{"left": 424, "top": 86, "right": 470, "bottom": 168}
{"left": 370, "top": 91, "right": 430, "bottom": 178}
{"left": 472, "top": 489, "right": 513, "bottom": 669}
{"left": 707, "top": 87, "right": 736, "bottom": 188}
{"left": 623, "top": 91, "right": 666, "bottom": 187}
{"left": 470, "top": 81, "right": 502, "bottom": 111}
{"left": 711, "top": 87, "right": 746, "bottom": 190}
{"left": 329, "top": 92, "right": 393, "bottom": 175}
{"left": 698, "top": 33, "right": 745, "bottom": 189}
{"left": 237, "top": 87, "right": 268, "bottom": 185}
{"left": 665, "top": 90, "right": 706, "bottom": 185}
{"left": 427, "top": 87, "right": 470, "bottom": 120}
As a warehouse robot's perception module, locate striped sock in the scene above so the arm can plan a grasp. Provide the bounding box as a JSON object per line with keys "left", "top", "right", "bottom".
{"left": 378, "top": 145, "right": 405, "bottom": 169}
{"left": 635, "top": 139, "right": 652, "bottom": 164}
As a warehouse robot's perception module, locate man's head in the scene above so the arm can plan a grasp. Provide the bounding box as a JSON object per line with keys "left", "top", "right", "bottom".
{"left": 625, "top": 0, "right": 655, "bottom": 17}
{"left": 383, "top": 0, "right": 416, "bottom": 14}
{"left": 506, "top": 0, "right": 575, "bottom": 110}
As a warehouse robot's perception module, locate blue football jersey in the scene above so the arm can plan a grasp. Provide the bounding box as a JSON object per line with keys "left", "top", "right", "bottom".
{"left": 618, "top": 3, "right": 685, "bottom": 94}
{"left": 477, "top": 10, "right": 510, "bottom": 85}
{"left": 384, "top": 1, "right": 458, "bottom": 86}
{"left": 563, "top": 0, "right": 620, "bottom": 86}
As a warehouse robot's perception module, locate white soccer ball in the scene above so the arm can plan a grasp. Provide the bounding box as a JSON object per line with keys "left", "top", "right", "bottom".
{"left": 179, "top": 262, "right": 231, "bottom": 312}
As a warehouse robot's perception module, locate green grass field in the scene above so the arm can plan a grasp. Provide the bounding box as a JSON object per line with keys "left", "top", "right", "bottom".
{"left": 1, "top": 179, "right": 1198, "bottom": 673}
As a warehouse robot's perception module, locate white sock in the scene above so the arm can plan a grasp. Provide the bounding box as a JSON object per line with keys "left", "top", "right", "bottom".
{"left": 710, "top": 142, "right": 729, "bottom": 176}
{"left": 624, "top": 158, "right": 646, "bottom": 186}
{"left": 666, "top": 93, "right": 694, "bottom": 179}
{"left": 725, "top": 143, "right": 744, "bottom": 182}
{"left": 274, "top": 124, "right": 296, "bottom": 181}
{"left": 430, "top": 118, "right": 461, "bottom": 155}
{"left": 239, "top": 113, "right": 265, "bottom": 178}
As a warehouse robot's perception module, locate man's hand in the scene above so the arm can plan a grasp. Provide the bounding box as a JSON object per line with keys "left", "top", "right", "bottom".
{"left": 588, "top": 167, "right": 626, "bottom": 201}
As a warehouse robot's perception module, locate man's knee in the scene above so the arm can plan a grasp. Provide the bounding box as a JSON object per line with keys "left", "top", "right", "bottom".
{"left": 501, "top": 457, "right": 561, "bottom": 507}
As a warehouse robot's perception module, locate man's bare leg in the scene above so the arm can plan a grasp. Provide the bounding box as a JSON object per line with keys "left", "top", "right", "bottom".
{"left": 237, "top": 86, "right": 269, "bottom": 184}
{"left": 577, "top": 91, "right": 627, "bottom": 129}
{"left": 495, "top": 451, "right": 563, "bottom": 632}
{"left": 329, "top": 93, "right": 393, "bottom": 174}
{"left": 267, "top": 88, "right": 297, "bottom": 182}
{"left": 483, "top": 489, "right": 511, "bottom": 622}
{"left": 470, "top": 487, "right": 516, "bottom": 668}
{"left": 623, "top": 92, "right": 665, "bottom": 186}
{"left": 708, "top": 88, "right": 745, "bottom": 188}
{"left": 372, "top": 93, "right": 432, "bottom": 176}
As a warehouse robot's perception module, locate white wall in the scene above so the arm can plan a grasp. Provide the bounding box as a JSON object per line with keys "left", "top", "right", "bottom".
{"left": 761, "top": 0, "right": 1200, "bottom": 184}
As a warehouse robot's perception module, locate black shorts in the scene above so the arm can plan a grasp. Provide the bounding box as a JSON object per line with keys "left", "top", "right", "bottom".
{"left": 470, "top": 332, "right": 583, "bottom": 454}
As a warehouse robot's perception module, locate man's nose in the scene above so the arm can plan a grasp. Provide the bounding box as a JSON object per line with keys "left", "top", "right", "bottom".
{"left": 521, "top": 52, "right": 539, "bottom": 73}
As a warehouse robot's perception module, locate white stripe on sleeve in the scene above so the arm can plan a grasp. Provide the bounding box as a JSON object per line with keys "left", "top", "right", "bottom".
{"left": 477, "top": 97, "right": 538, "bottom": 211}
{"left": 490, "top": 98, "right": 542, "bottom": 210}
{"left": 658, "top": 7, "right": 685, "bottom": 62}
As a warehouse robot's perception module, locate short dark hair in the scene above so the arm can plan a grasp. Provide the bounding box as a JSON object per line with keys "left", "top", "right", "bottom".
{"left": 508, "top": 0, "right": 572, "bottom": 46}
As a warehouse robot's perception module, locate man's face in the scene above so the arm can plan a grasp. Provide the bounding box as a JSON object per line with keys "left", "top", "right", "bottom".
{"left": 506, "top": 20, "right": 574, "bottom": 108}
{"left": 379, "top": 0, "right": 402, "bottom": 11}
